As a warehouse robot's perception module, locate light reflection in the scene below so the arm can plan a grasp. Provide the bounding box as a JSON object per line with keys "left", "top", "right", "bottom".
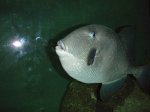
{"left": 9, "top": 37, "right": 28, "bottom": 58}
{"left": 12, "top": 40, "right": 22, "bottom": 47}
{"left": 12, "top": 38, "right": 26, "bottom": 48}
{"left": 35, "top": 36, "right": 41, "bottom": 41}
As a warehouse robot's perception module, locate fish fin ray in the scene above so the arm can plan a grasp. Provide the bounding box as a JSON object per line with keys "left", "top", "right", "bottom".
{"left": 100, "top": 76, "right": 127, "bottom": 101}
{"left": 136, "top": 65, "right": 150, "bottom": 94}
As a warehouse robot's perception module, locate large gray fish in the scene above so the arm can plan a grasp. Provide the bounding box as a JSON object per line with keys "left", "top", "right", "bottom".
{"left": 55, "top": 24, "right": 150, "bottom": 100}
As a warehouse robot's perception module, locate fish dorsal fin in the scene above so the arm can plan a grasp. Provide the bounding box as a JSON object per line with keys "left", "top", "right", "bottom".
{"left": 116, "top": 25, "right": 136, "bottom": 65}
{"left": 115, "top": 25, "right": 136, "bottom": 46}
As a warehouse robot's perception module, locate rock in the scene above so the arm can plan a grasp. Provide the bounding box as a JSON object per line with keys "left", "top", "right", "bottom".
{"left": 61, "top": 77, "right": 150, "bottom": 112}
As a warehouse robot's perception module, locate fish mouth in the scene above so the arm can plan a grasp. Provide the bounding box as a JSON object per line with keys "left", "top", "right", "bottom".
{"left": 56, "top": 40, "right": 71, "bottom": 56}
{"left": 56, "top": 40, "right": 66, "bottom": 51}
{"left": 56, "top": 40, "right": 67, "bottom": 52}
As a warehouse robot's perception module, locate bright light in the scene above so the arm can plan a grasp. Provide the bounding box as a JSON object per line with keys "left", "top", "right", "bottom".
{"left": 10, "top": 37, "right": 28, "bottom": 57}
{"left": 12, "top": 38, "right": 26, "bottom": 48}
{"left": 12, "top": 40, "right": 23, "bottom": 48}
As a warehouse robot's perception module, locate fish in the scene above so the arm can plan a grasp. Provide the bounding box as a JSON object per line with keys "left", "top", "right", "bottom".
{"left": 55, "top": 24, "right": 150, "bottom": 100}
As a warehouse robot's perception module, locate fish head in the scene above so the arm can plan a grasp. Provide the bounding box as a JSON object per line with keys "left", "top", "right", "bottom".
{"left": 56, "top": 24, "right": 122, "bottom": 83}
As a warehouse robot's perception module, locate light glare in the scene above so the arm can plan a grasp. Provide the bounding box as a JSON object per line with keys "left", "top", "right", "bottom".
{"left": 12, "top": 40, "right": 22, "bottom": 48}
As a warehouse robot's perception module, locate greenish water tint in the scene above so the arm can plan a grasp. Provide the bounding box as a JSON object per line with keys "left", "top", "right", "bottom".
{"left": 0, "top": 0, "right": 149, "bottom": 112}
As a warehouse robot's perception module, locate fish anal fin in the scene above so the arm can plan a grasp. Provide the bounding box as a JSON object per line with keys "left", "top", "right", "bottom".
{"left": 100, "top": 76, "right": 127, "bottom": 101}
{"left": 136, "top": 65, "right": 150, "bottom": 94}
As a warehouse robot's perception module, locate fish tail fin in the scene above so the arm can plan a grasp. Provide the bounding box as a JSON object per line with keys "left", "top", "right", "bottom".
{"left": 135, "top": 65, "right": 150, "bottom": 94}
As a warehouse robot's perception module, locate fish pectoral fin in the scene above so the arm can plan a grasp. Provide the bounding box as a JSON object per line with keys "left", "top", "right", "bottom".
{"left": 136, "top": 65, "right": 150, "bottom": 94}
{"left": 87, "top": 48, "right": 97, "bottom": 65}
{"left": 100, "top": 76, "right": 127, "bottom": 101}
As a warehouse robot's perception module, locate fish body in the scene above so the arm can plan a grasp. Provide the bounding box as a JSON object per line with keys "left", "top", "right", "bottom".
{"left": 55, "top": 24, "right": 150, "bottom": 99}
{"left": 56, "top": 25, "right": 141, "bottom": 83}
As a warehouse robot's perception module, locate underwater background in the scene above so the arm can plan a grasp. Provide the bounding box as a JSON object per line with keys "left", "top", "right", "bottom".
{"left": 0, "top": 0, "right": 150, "bottom": 112}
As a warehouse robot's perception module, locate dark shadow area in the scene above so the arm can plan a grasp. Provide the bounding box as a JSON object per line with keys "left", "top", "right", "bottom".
{"left": 148, "top": 0, "right": 150, "bottom": 16}
{"left": 0, "top": 108, "right": 21, "bottom": 112}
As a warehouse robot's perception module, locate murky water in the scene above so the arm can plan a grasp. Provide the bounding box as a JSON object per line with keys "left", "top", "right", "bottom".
{"left": 0, "top": 0, "right": 149, "bottom": 112}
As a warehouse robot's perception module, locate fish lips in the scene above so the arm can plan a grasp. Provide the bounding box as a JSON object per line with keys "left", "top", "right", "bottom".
{"left": 56, "top": 40, "right": 68, "bottom": 56}
{"left": 57, "top": 40, "right": 66, "bottom": 50}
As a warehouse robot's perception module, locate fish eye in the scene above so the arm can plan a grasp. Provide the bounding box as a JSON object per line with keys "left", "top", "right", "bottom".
{"left": 89, "top": 31, "right": 96, "bottom": 40}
